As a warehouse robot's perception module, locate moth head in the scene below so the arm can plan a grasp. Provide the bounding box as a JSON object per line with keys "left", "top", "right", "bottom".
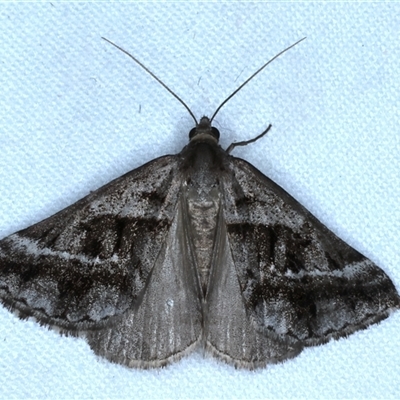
{"left": 189, "top": 116, "right": 220, "bottom": 144}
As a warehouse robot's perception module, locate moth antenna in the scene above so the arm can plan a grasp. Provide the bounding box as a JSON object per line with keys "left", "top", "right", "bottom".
{"left": 102, "top": 37, "right": 198, "bottom": 126}
{"left": 210, "top": 37, "right": 306, "bottom": 123}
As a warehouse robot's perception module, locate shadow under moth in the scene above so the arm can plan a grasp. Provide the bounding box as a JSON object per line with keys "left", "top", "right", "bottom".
{"left": 0, "top": 38, "right": 398, "bottom": 369}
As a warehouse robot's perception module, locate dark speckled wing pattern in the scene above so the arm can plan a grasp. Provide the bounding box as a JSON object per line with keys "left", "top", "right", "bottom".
{"left": 203, "top": 156, "right": 399, "bottom": 367}
{"left": 0, "top": 119, "right": 399, "bottom": 369}
{"left": 0, "top": 155, "right": 182, "bottom": 331}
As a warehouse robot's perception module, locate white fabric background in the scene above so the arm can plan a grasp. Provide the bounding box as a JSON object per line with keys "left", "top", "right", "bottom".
{"left": 0, "top": 2, "right": 399, "bottom": 399}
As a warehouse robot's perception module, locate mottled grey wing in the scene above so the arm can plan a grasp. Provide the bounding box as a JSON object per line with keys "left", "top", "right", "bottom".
{"left": 87, "top": 197, "right": 203, "bottom": 368}
{"left": 204, "top": 202, "right": 302, "bottom": 368}
{"left": 206, "top": 156, "right": 399, "bottom": 368}
{"left": 0, "top": 155, "right": 183, "bottom": 331}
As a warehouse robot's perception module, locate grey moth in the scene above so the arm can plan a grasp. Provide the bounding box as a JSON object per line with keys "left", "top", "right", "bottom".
{"left": 0, "top": 38, "right": 398, "bottom": 369}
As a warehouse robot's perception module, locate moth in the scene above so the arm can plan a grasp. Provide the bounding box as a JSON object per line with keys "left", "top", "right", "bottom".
{"left": 0, "top": 38, "right": 399, "bottom": 369}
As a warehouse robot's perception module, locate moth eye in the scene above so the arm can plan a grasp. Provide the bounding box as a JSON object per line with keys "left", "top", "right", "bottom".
{"left": 189, "top": 128, "right": 197, "bottom": 139}
{"left": 211, "top": 127, "right": 220, "bottom": 140}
